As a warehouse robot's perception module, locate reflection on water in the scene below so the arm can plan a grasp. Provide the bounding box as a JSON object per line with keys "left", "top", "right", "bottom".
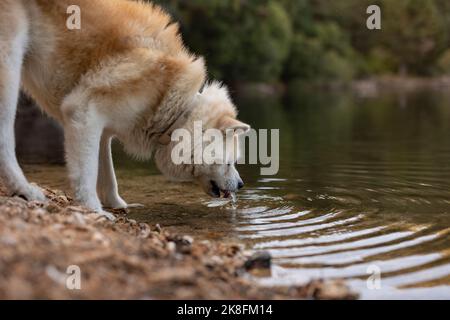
{"left": 23, "top": 86, "right": 450, "bottom": 299}
{"left": 231, "top": 87, "right": 450, "bottom": 299}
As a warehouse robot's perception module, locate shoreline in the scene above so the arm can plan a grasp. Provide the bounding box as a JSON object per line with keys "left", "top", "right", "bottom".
{"left": 0, "top": 184, "right": 357, "bottom": 300}
{"left": 232, "top": 75, "right": 450, "bottom": 97}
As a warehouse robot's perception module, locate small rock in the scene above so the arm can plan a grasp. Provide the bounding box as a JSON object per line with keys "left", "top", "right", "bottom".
{"left": 12, "top": 196, "right": 28, "bottom": 204}
{"left": 181, "top": 235, "right": 193, "bottom": 244}
{"left": 166, "top": 241, "right": 176, "bottom": 253}
{"left": 174, "top": 235, "right": 194, "bottom": 254}
{"left": 58, "top": 195, "right": 69, "bottom": 203}
{"left": 0, "top": 235, "right": 17, "bottom": 246}
{"left": 244, "top": 251, "right": 272, "bottom": 271}
{"left": 46, "top": 203, "right": 61, "bottom": 214}
{"left": 31, "top": 208, "right": 47, "bottom": 218}
{"left": 45, "top": 265, "right": 66, "bottom": 286}
{"left": 307, "top": 280, "right": 358, "bottom": 300}
{"left": 72, "top": 212, "right": 86, "bottom": 225}
{"left": 225, "top": 243, "right": 242, "bottom": 256}
{"left": 203, "top": 255, "right": 224, "bottom": 268}
{"left": 138, "top": 223, "right": 152, "bottom": 238}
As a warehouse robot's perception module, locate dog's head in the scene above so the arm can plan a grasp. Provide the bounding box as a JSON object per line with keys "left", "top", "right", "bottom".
{"left": 154, "top": 82, "right": 250, "bottom": 198}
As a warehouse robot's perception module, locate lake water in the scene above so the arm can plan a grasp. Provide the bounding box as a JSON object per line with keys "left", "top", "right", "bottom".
{"left": 22, "top": 86, "right": 450, "bottom": 299}
{"left": 232, "top": 87, "right": 450, "bottom": 299}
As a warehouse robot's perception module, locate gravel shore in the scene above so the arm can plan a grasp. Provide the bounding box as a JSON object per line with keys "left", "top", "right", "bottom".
{"left": 0, "top": 184, "right": 357, "bottom": 299}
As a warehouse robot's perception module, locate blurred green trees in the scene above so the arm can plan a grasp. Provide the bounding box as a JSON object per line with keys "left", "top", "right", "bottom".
{"left": 151, "top": 0, "right": 450, "bottom": 83}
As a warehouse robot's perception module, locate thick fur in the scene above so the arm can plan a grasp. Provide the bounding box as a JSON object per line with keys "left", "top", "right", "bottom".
{"left": 0, "top": 0, "right": 248, "bottom": 214}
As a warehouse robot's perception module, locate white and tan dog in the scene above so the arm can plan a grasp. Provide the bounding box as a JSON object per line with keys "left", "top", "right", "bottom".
{"left": 0, "top": 0, "right": 249, "bottom": 217}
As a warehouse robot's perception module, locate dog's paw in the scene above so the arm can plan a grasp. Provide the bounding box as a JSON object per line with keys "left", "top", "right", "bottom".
{"left": 98, "top": 210, "right": 116, "bottom": 221}
{"left": 12, "top": 183, "right": 47, "bottom": 202}
{"left": 101, "top": 194, "right": 128, "bottom": 210}
{"left": 81, "top": 200, "right": 116, "bottom": 221}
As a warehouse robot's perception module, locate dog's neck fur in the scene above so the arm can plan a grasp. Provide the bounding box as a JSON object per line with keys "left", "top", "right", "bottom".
{"left": 117, "top": 56, "right": 206, "bottom": 160}
{"left": 157, "top": 93, "right": 199, "bottom": 145}
{"left": 122, "top": 88, "right": 236, "bottom": 161}
{"left": 121, "top": 91, "right": 197, "bottom": 160}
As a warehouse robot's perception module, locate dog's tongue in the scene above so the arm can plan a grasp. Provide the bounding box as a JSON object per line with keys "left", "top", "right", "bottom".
{"left": 223, "top": 191, "right": 231, "bottom": 198}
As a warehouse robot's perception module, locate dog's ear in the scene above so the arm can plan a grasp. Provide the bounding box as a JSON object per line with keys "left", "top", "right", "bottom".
{"left": 218, "top": 116, "right": 250, "bottom": 135}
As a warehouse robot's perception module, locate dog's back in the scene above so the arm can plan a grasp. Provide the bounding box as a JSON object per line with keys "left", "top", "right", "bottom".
{"left": 8, "top": 0, "right": 186, "bottom": 120}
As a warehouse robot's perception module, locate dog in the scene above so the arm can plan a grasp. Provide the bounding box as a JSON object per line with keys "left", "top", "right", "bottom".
{"left": 0, "top": 0, "right": 250, "bottom": 218}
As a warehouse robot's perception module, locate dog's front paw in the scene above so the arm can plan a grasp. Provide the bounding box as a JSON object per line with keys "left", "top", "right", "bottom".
{"left": 101, "top": 193, "right": 128, "bottom": 210}
{"left": 12, "top": 183, "right": 47, "bottom": 202}
{"left": 98, "top": 210, "right": 116, "bottom": 221}
{"left": 79, "top": 198, "right": 116, "bottom": 221}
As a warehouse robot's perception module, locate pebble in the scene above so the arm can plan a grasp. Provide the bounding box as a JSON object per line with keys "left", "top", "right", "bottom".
{"left": 0, "top": 185, "right": 359, "bottom": 300}
{"left": 307, "top": 280, "right": 358, "bottom": 300}
{"left": 173, "top": 235, "right": 194, "bottom": 254}
{"left": 166, "top": 241, "right": 176, "bottom": 253}
{"left": 244, "top": 251, "right": 272, "bottom": 270}
{"left": 46, "top": 203, "right": 61, "bottom": 214}
{"left": 138, "top": 223, "right": 152, "bottom": 238}
{"left": 72, "top": 212, "right": 86, "bottom": 225}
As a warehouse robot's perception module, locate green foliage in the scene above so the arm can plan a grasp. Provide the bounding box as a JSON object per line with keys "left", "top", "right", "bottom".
{"left": 381, "top": 0, "right": 448, "bottom": 75}
{"left": 364, "top": 48, "right": 397, "bottom": 75}
{"left": 437, "top": 49, "right": 450, "bottom": 73}
{"left": 227, "top": 1, "right": 293, "bottom": 82}
{"left": 284, "top": 22, "right": 358, "bottom": 81}
{"left": 284, "top": 34, "right": 322, "bottom": 80}
{"left": 153, "top": 0, "right": 292, "bottom": 82}
{"left": 150, "top": 0, "right": 450, "bottom": 83}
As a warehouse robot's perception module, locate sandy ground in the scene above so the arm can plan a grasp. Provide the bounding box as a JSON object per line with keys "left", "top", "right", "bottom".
{"left": 0, "top": 184, "right": 357, "bottom": 299}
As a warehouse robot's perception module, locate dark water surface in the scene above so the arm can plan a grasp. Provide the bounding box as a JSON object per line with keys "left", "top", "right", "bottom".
{"left": 231, "top": 88, "right": 450, "bottom": 299}
{"left": 22, "top": 87, "right": 450, "bottom": 299}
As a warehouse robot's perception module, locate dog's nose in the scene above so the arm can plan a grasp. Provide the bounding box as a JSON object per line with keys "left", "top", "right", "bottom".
{"left": 238, "top": 180, "right": 244, "bottom": 190}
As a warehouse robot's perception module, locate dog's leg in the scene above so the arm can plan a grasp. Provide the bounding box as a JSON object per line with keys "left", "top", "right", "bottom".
{"left": 97, "top": 133, "right": 127, "bottom": 209}
{"left": 62, "top": 103, "right": 112, "bottom": 218}
{"left": 0, "top": 17, "right": 45, "bottom": 201}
